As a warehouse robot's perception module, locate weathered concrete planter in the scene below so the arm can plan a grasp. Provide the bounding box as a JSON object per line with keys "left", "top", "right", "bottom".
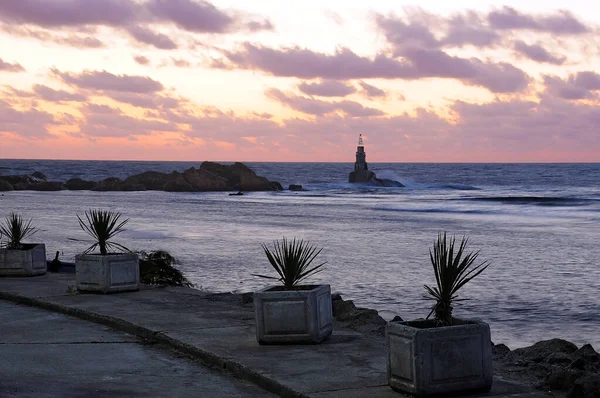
{"left": 386, "top": 318, "right": 492, "bottom": 396}
{"left": 254, "top": 284, "right": 333, "bottom": 344}
{"left": 0, "top": 243, "right": 47, "bottom": 276}
{"left": 75, "top": 252, "right": 140, "bottom": 293}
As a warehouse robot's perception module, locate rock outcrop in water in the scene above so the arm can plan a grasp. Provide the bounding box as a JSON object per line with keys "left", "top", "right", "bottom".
{"left": 348, "top": 135, "right": 404, "bottom": 187}
{"left": 0, "top": 162, "right": 283, "bottom": 192}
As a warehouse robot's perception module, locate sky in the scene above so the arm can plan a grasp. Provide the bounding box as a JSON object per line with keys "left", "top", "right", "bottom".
{"left": 0, "top": 0, "right": 599, "bottom": 162}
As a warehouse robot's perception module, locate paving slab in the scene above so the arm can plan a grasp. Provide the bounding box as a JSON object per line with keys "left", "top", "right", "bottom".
{"left": 0, "top": 274, "right": 557, "bottom": 398}
{"left": 0, "top": 300, "right": 274, "bottom": 398}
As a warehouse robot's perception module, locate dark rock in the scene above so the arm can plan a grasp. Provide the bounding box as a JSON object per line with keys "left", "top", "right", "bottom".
{"left": 337, "top": 307, "right": 387, "bottom": 335}
{"left": 92, "top": 177, "right": 123, "bottom": 191}
{"left": 65, "top": 178, "right": 96, "bottom": 190}
{"left": 0, "top": 180, "right": 14, "bottom": 191}
{"left": 288, "top": 184, "right": 305, "bottom": 191}
{"left": 493, "top": 343, "right": 511, "bottom": 358}
{"left": 270, "top": 181, "right": 283, "bottom": 191}
{"left": 331, "top": 293, "right": 343, "bottom": 302}
{"left": 567, "top": 373, "right": 600, "bottom": 398}
{"left": 570, "top": 344, "right": 600, "bottom": 371}
{"left": 28, "top": 181, "right": 64, "bottom": 191}
{"left": 548, "top": 368, "right": 585, "bottom": 390}
{"left": 31, "top": 171, "right": 47, "bottom": 180}
{"left": 373, "top": 177, "right": 404, "bottom": 187}
{"left": 332, "top": 299, "right": 356, "bottom": 317}
{"left": 547, "top": 352, "right": 574, "bottom": 365}
{"left": 505, "top": 339, "right": 579, "bottom": 364}
{"left": 391, "top": 315, "right": 404, "bottom": 322}
{"left": 183, "top": 167, "right": 228, "bottom": 191}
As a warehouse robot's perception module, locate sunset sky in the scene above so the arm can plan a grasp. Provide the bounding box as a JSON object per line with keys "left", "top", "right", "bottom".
{"left": 1, "top": 0, "right": 599, "bottom": 162}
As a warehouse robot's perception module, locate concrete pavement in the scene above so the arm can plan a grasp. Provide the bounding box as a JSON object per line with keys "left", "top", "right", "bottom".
{"left": 0, "top": 274, "right": 558, "bottom": 398}
{"left": 0, "top": 300, "right": 275, "bottom": 398}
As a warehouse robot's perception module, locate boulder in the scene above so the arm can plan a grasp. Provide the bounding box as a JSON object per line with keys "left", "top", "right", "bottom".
{"left": 288, "top": 184, "right": 305, "bottom": 191}
{"left": 92, "top": 177, "right": 123, "bottom": 191}
{"left": 332, "top": 298, "right": 387, "bottom": 335}
{"left": 567, "top": 373, "right": 600, "bottom": 398}
{"left": 183, "top": 167, "right": 228, "bottom": 191}
{"left": 27, "top": 181, "right": 64, "bottom": 191}
{"left": 65, "top": 178, "right": 96, "bottom": 190}
{"left": 504, "top": 339, "right": 578, "bottom": 364}
{"left": 493, "top": 343, "right": 511, "bottom": 359}
{"left": 0, "top": 180, "right": 14, "bottom": 191}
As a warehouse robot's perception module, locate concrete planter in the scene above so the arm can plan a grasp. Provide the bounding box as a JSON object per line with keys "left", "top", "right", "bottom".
{"left": 386, "top": 318, "right": 492, "bottom": 396}
{"left": 254, "top": 284, "right": 333, "bottom": 344}
{"left": 76, "top": 252, "right": 140, "bottom": 294}
{"left": 0, "top": 244, "right": 47, "bottom": 276}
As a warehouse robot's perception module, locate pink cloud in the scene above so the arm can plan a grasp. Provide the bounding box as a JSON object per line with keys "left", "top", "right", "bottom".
{"left": 133, "top": 55, "right": 151, "bottom": 65}
{"left": 266, "top": 88, "right": 384, "bottom": 117}
{"left": 544, "top": 71, "right": 600, "bottom": 100}
{"left": 298, "top": 80, "right": 356, "bottom": 97}
{"left": 33, "top": 84, "right": 87, "bottom": 102}
{"left": 441, "top": 13, "right": 501, "bottom": 48}
{"left": 126, "top": 25, "right": 177, "bottom": 49}
{"left": 54, "top": 69, "right": 164, "bottom": 93}
{"left": 0, "top": 99, "right": 56, "bottom": 137}
{"left": 0, "top": 24, "right": 106, "bottom": 49}
{"left": 488, "top": 7, "right": 590, "bottom": 34}
{"left": 514, "top": 41, "right": 566, "bottom": 65}
{"left": 107, "top": 92, "right": 181, "bottom": 109}
{"left": 358, "top": 81, "right": 387, "bottom": 98}
{"left": 0, "top": 58, "right": 24, "bottom": 72}
{"left": 220, "top": 43, "right": 529, "bottom": 93}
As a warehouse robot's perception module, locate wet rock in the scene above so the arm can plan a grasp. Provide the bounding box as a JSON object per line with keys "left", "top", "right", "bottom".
{"left": 92, "top": 177, "right": 123, "bottom": 191}
{"left": 31, "top": 171, "right": 47, "bottom": 180}
{"left": 391, "top": 315, "right": 404, "bottom": 322}
{"left": 505, "top": 339, "right": 578, "bottom": 364}
{"left": 289, "top": 184, "right": 305, "bottom": 191}
{"left": 547, "top": 352, "right": 574, "bottom": 365}
{"left": 493, "top": 343, "right": 511, "bottom": 359}
{"left": 567, "top": 373, "right": 600, "bottom": 398}
{"left": 269, "top": 181, "right": 283, "bottom": 191}
{"left": 332, "top": 299, "right": 356, "bottom": 317}
{"left": 28, "top": 181, "right": 64, "bottom": 191}
{"left": 65, "top": 178, "right": 96, "bottom": 190}
{"left": 331, "top": 293, "right": 343, "bottom": 302}
{"left": 570, "top": 344, "right": 600, "bottom": 371}
{"left": 0, "top": 180, "right": 14, "bottom": 191}
{"left": 332, "top": 299, "right": 386, "bottom": 335}
{"left": 547, "top": 368, "right": 584, "bottom": 390}
{"left": 183, "top": 167, "right": 228, "bottom": 191}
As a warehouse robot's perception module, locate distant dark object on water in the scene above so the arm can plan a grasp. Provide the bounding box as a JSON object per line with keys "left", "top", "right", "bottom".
{"left": 229, "top": 191, "right": 244, "bottom": 196}
{"left": 288, "top": 184, "right": 306, "bottom": 191}
{"left": 48, "top": 251, "right": 61, "bottom": 273}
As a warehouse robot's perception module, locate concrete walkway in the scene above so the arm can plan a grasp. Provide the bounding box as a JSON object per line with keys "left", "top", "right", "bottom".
{"left": 0, "top": 274, "right": 555, "bottom": 398}
{"left": 0, "top": 300, "right": 275, "bottom": 398}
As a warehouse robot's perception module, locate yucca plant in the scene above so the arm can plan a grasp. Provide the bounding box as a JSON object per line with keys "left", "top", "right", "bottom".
{"left": 0, "top": 213, "right": 38, "bottom": 249}
{"left": 77, "top": 209, "right": 130, "bottom": 255}
{"left": 138, "top": 250, "right": 193, "bottom": 287}
{"left": 424, "top": 232, "right": 490, "bottom": 327}
{"left": 255, "top": 237, "right": 327, "bottom": 290}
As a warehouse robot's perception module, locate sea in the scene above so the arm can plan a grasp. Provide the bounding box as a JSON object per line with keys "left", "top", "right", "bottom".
{"left": 1, "top": 159, "right": 599, "bottom": 349}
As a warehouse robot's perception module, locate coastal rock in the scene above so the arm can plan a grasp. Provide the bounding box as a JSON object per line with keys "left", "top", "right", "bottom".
{"left": 373, "top": 177, "right": 404, "bottom": 187}
{"left": 505, "top": 339, "right": 578, "bottom": 364}
{"left": 65, "top": 178, "right": 96, "bottom": 190}
{"left": 493, "top": 343, "right": 511, "bottom": 359}
{"left": 0, "top": 162, "right": 282, "bottom": 193}
{"left": 288, "top": 184, "right": 305, "bottom": 191}
{"left": 567, "top": 373, "right": 600, "bottom": 398}
{"left": 0, "top": 180, "right": 14, "bottom": 191}
{"left": 332, "top": 298, "right": 387, "bottom": 335}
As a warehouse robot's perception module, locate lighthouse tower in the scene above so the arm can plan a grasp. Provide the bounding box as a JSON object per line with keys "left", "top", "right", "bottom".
{"left": 354, "top": 134, "right": 368, "bottom": 171}
{"left": 348, "top": 134, "right": 375, "bottom": 183}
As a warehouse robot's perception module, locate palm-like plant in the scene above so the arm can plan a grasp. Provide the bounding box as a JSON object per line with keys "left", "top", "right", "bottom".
{"left": 0, "top": 213, "right": 38, "bottom": 249}
{"left": 138, "top": 250, "right": 193, "bottom": 287}
{"left": 255, "top": 237, "right": 327, "bottom": 290}
{"left": 424, "top": 232, "right": 490, "bottom": 327}
{"left": 77, "top": 209, "right": 130, "bottom": 255}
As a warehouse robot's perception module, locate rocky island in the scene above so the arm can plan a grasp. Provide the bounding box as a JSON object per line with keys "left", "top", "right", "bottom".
{"left": 0, "top": 161, "right": 283, "bottom": 192}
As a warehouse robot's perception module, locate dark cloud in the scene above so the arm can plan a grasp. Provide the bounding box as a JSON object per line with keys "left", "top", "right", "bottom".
{"left": 376, "top": 16, "right": 439, "bottom": 55}
{"left": 266, "top": 88, "right": 384, "bottom": 117}
{"left": 54, "top": 69, "right": 164, "bottom": 93}
{"left": 441, "top": 13, "right": 501, "bottom": 48}
{"left": 33, "top": 85, "right": 87, "bottom": 102}
{"left": 298, "top": 80, "right": 356, "bottom": 97}
{"left": 488, "top": 7, "right": 590, "bottom": 35}
{"left": 358, "top": 81, "right": 387, "bottom": 98}
{"left": 126, "top": 25, "right": 177, "bottom": 49}
{"left": 0, "top": 58, "right": 24, "bottom": 72}
{"left": 514, "top": 41, "right": 566, "bottom": 65}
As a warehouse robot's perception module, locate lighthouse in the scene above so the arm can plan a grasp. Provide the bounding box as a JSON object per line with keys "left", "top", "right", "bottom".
{"left": 348, "top": 134, "right": 376, "bottom": 183}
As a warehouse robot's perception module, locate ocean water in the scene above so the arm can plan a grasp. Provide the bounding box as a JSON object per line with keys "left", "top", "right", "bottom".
{"left": 1, "top": 159, "right": 599, "bottom": 349}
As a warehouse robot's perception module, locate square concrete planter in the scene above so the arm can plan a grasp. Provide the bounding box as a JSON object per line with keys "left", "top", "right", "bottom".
{"left": 0, "top": 243, "right": 47, "bottom": 276}
{"left": 76, "top": 252, "right": 140, "bottom": 293}
{"left": 254, "top": 284, "right": 333, "bottom": 344}
{"left": 386, "top": 318, "right": 492, "bottom": 396}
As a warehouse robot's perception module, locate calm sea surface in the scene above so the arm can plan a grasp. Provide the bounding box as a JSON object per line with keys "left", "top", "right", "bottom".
{"left": 1, "top": 159, "right": 599, "bottom": 349}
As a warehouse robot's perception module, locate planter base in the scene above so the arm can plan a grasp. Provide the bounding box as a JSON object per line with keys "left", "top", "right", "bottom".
{"left": 0, "top": 244, "right": 47, "bottom": 277}
{"left": 254, "top": 284, "right": 333, "bottom": 344}
{"left": 76, "top": 252, "right": 140, "bottom": 294}
{"left": 387, "top": 318, "right": 492, "bottom": 396}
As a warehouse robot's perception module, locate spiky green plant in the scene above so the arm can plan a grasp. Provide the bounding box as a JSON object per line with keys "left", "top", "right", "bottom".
{"left": 0, "top": 213, "right": 38, "bottom": 249}
{"left": 424, "top": 232, "right": 490, "bottom": 327}
{"left": 138, "top": 250, "right": 193, "bottom": 287}
{"left": 254, "top": 237, "right": 327, "bottom": 290}
{"left": 77, "top": 209, "right": 130, "bottom": 255}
